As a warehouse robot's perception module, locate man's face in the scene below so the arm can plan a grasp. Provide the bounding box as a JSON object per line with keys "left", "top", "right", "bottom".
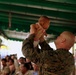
{"left": 20, "top": 64, "right": 27, "bottom": 73}
{"left": 8, "top": 60, "right": 13, "bottom": 65}
{"left": 54, "top": 34, "right": 62, "bottom": 47}
{"left": 54, "top": 32, "right": 66, "bottom": 48}
{"left": 19, "top": 58, "right": 24, "bottom": 64}
{"left": 9, "top": 65, "right": 15, "bottom": 72}
{"left": 2, "top": 61, "right": 6, "bottom": 66}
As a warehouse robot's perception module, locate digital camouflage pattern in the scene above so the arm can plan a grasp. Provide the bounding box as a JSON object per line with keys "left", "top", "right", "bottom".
{"left": 22, "top": 34, "right": 74, "bottom": 75}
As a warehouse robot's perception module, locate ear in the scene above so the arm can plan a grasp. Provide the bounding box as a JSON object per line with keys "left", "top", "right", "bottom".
{"left": 61, "top": 38, "right": 66, "bottom": 43}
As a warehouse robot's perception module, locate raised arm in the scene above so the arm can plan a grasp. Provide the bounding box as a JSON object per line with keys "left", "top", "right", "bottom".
{"left": 22, "top": 34, "right": 40, "bottom": 63}
{"left": 22, "top": 23, "right": 43, "bottom": 61}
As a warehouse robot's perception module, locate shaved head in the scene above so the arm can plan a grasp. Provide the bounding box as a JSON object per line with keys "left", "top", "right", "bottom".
{"left": 55, "top": 31, "right": 75, "bottom": 50}
{"left": 62, "top": 31, "right": 75, "bottom": 45}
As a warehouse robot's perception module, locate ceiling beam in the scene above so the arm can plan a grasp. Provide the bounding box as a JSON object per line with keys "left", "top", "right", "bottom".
{"left": 0, "top": 1, "right": 76, "bottom": 13}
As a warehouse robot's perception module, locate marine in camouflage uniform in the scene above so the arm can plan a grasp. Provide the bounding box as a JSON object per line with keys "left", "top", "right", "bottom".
{"left": 22, "top": 34, "right": 74, "bottom": 75}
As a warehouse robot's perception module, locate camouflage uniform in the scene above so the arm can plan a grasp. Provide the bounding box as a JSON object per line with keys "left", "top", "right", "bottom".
{"left": 22, "top": 34, "right": 74, "bottom": 75}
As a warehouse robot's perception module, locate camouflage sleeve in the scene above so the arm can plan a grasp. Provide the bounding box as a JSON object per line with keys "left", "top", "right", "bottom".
{"left": 22, "top": 34, "right": 40, "bottom": 63}
{"left": 39, "top": 41, "right": 53, "bottom": 51}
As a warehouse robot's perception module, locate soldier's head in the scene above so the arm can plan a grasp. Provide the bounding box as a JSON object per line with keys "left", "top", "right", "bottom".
{"left": 54, "top": 31, "right": 75, "bottom": 50}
